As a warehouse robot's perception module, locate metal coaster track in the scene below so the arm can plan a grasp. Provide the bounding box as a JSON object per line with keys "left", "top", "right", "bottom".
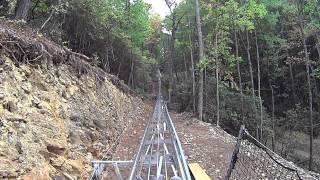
{"left": 90, "top": 96, "right": 191, "bottom": 180}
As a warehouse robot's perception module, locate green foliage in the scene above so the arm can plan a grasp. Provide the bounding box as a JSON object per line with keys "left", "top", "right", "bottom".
{"left": 238, "top": 0, "right": 267, "bottom": 30}
{"left": 262, "top": 33, "right": 287, "bottom": 48}
{"left": 305, "top": 0, "right": 320, "bottom": 31}
{"left": 198, "top": 56, "right": 210, "bottom": 69}
{"left": 129, "top": 0, "right": 152, "bottom": 46}
{"left": 204, "top": 76, "right": 271, "bottom": 134}
{"left": 314, "top": 68, "right": 320, "bottom": 80}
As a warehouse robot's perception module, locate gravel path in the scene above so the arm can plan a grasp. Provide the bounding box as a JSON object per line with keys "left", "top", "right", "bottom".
{"left": 171, "top": 112, "right": 235, "bottom": 179}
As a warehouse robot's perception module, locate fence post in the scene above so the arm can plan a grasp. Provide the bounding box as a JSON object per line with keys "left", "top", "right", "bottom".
{"left": 224, "top": 125, "right": 245, "bottom": 180}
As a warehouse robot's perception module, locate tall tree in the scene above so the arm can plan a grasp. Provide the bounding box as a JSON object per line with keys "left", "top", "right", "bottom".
{"left": 188, "top": 14, "right": 196, "bottom": 113}
{"left": 231, "top": 2, "right": 245, "bottom": 122}
{"left": 127, "top": 0, "right": 152, "bottom": 88}
{"left": 165, "top": 0, "right": 186, "bottom": 102}
{"left": 195, "top": 0, "right": 205, "bottom": 120}
{"left": 235, "top": 30, "right": 244, "bottom": 123}
{"left": 254, "top": 29, "right": 263, "bottom": 139}
{"left": 241, "top": 0, "right": 267, "bottom": 138}
{"left": 15, "top": 0, "right": 30, "bottom": 20}
{"left": 296, "top": 0, "right": 318, "bottom": 170}
{"left": 214, "top": 32, "right": 220, "bottom": 126}
{"left": 300, "top": 21, "right": 314, "bottom": 171}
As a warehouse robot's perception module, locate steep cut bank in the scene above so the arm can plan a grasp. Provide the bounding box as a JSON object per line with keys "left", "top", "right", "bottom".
{"left": 0, "top": 56, "right": 142, "bottom": 179}
{"left": 0, "top": 21, "right": 143, "bottom": 179}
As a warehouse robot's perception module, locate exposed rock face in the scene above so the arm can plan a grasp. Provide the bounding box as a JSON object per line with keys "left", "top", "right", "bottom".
{"left": 0, "top": 56, "right": 140, "bottom": 179}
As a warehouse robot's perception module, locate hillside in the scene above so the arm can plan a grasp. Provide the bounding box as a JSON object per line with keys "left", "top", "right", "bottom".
{"left": 0, "top": 56, "right": 143, "bottom": 179}
{"left": 0, "top": 21, "right": 144, "bottom": 179}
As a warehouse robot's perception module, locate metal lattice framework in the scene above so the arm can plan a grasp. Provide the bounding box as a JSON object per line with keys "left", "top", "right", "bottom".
{"left": 90, "top": 96, "right": 191, "bottom": 180}
{"left": 225, "top": 126, "right": 318, "bottom": 180}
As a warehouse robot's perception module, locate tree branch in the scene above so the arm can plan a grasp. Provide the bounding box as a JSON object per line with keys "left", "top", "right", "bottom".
{"left": 38, "top": 8, "right": 55, "bottom": 33}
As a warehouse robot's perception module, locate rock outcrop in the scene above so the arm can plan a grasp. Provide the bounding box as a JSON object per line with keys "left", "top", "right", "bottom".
{"left": 0, "top": 56, "right": 140, "bottom": 179}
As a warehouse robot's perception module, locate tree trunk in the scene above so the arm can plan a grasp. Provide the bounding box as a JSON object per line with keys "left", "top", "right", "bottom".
{"left": 288, "top": 63, "right": 297, "bottom": 105}
{"left": 204, "top": 68, "right": 208, "bottom": 120}
{"left": 246, "top": 30, "right": 258, "bottom": 137}
{"left": 117, "top": 62, "right": 121, "bottom": 78}
{"left": 131, "top": 62, "right": 134, "bottom": 89}
{"left": 30, "top": 0, "right": 40, "bottom": 20}
{"left": 312, "top": 34, "right": 320, "bottom": 105}
{"left": 15, "top": 0, "right": 30, "bottom": 20}
{"left": 234, "top": 30, "right": 244, "bottom": 124}
{"left": 195, "top": 0, "right": 204, "bottom": 121}
{"left": 188, "top": 15, "right": 196, "bottom": 114}
{"left": 215, "top": 33, "right": 220, "bottom": 127}
{"left": 38, "top": 8, "right": 55, "bottom": 33}
{"left": 267, "top": 52, "right": 276, "bottom": 152}
{"left": 174, "top": 64, "right": 180, "bottom": 83}
{"left": 300, "top": 22, "right": 313, "bottom": 171}
{"left": 255, "top": 30, "right": 263, "bottom": 140}
{"left": 128, "top": 49, "right": 134, "bottom": 86}
{"left": 127, "top": 0, "right": 134, "bottom": 88}
{"left": 158, "top": 69, "right": 162, "bottom": 96}
{"left": 310, "top": 65, "right": 319, "bottom": 104}
{"left": 269, "top": 80, "right": 275, "bottom": 152}
{"left": 316, "top": 33, "right": 320, "bottom": 60}
{"left": 183, "top": 53, "right": 188, "bottom": 82}
{"left": 127, "top": 0, "right": 131, "bottom": 15}
{"left": 168, "top": 14, "right": 177, "bottom": 103}
{"left": 246, "top": 30, "right": 255, "bottom": 99}
{"left": 106, "top": 48, "right": 110, "bottom": 72}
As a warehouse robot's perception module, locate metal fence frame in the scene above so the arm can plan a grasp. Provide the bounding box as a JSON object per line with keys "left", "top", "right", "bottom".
{"left": 224, "top": 125, "right": 305, "bottom": 180}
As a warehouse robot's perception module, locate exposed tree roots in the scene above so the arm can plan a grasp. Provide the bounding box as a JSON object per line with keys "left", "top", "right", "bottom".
{"left": 0, "top": 20, "right": 133, "bottom": 94}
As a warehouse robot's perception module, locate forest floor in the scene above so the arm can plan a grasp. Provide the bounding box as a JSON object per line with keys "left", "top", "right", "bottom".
{"left": 109, "top": 100, "right": 236, "bottom": 180}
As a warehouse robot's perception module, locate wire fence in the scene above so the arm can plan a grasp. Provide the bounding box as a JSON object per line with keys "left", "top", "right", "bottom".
{"left": 225, "top": 126, "right": 318, "bottom": 180}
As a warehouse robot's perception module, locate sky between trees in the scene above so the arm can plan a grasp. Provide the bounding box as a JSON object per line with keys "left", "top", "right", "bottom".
{"left": 144, "top": 0, "right": 183, "bottom": 17}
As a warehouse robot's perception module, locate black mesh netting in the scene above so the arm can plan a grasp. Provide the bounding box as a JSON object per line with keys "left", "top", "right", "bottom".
{"left": 225, "top": 127, "right": 318, "bottom": 180}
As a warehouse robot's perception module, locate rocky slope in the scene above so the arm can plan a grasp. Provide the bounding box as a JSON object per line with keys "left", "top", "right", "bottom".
{"left": 0, "top": 55, "right": 143, "bottom": 179}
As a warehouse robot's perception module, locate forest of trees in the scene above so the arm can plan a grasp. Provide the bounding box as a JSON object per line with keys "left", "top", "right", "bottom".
{"left": 0, "top": 0, "right": 319, "bottom": 173}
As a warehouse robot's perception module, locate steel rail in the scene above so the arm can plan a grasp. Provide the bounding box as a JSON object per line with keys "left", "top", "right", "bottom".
{"left": 128, "top": 97, "right": 162, "bottom": 180}
{"left": 91, "top": 96, "right": 191, "bottom": 180}
{"left": 128, "top": 96, "right": 191, "bottom": 180}
{"left": 163, "top": 102, "right": 192, "bottom": 180}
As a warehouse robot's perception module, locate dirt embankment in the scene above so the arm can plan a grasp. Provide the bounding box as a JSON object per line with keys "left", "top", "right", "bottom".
{"left": 0, "top": 20, "right": 144, "bottom": 179}
{"left": 0, "top": 56, "right": 144, "bottom": 179}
